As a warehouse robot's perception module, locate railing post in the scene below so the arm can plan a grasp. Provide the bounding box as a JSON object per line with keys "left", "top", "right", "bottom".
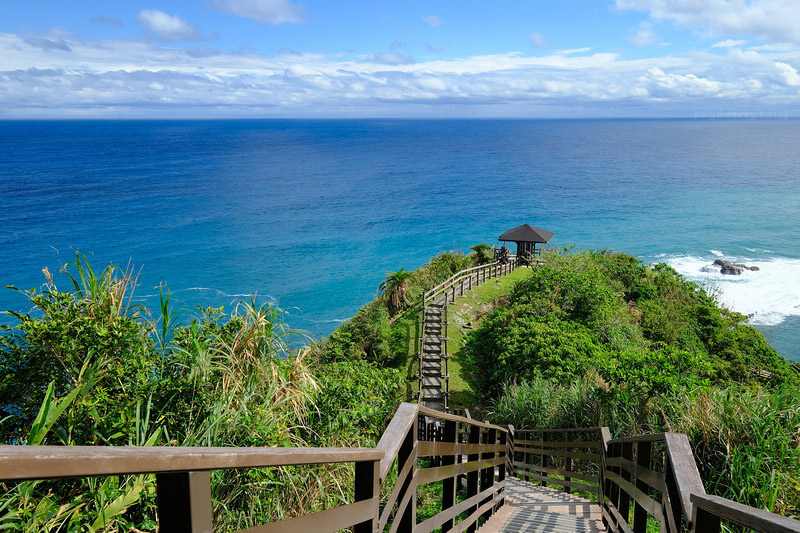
{"left": 354, "top": 460, "right": 379, "bottom": 533}
{"left": 480, "top": 427, "right": 496, "bottom": 522}
{"left": 599, "top": 426, "right": 611, "bottom": 529}
{"left": 564, "top": 433, "right": 573, "bottom": 494}
{"left": 608, "top": 441, "right": 621, "bottom": 514}
{"left": 540, "top": 431, "right": 548, "bottom": 487}
{"left": 498, "top": 429, "right": 507, "bottom": 509}
{"left": 156, "top": 471, "right": 213, "bottom": 533}
{"left": 506, "top": 425, "right": 515, "bottom": 480}
{"left": 619, "top": 441, "right": 633, "bottom": 525}
{"left": 691, "top": 506, "right": 721, "bottom": 533}
{"left": 441, "top": 419, "right": 458, "bottom": 532}
{"left": 466, "top": 424, "right": 481, "bottom": 533}
{"left": 396, "top": 416, "right": 418, "bottom": 533}
{"left": 633, "top": 441, "right": 652, "bottom": 533}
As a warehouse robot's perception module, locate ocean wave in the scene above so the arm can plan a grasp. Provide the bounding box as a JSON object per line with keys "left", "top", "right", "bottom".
{"left": 710, "top": 249, "right": 724, "bottom": 257}
{"left": 664, "top": 255, "right": 800, "bottom": 327}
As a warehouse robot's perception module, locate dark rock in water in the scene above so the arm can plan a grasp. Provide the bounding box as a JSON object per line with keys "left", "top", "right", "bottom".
{"left": 749, "top": 266, "right": 760, "bottom": 271}
{"left": 712, "top": 259, "right": 759, "bottom": 275}
{"left": 721, "top": 263, "right": 745, "bottom": 275}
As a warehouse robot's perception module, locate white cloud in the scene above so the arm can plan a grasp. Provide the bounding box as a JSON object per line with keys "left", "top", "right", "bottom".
{"left": 530, "top": 32, "right": 551, "bottom": 49}
{"left": 138, "top": 10, "right": 199, "bottom": 41}
{"left": 557, "top": 47, "right": 591, "bottom": 55}
{"left": 712, "top": 39, "right": 747, "bottom": 48}
{"left": 2, "top": 32, "right": 800, "bottom": 118}
{"left": 212, "top": 0, "right": 304, "bottom": 25}
{"left": 630, "top": 21, "right": 659, "bottom": 47}
{"left": 616, "top": 0, "right": 800, "bottom": 45}
{"left": 422, "top": 15, "right": 443, "bottom": 28}
{"left": 775, "top": 61, "right": 800, "bottom": 85}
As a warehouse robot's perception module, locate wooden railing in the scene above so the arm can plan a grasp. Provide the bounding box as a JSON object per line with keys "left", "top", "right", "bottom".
{"left": 510, "top": 427, "right": 606, "bottom": 497}
{"left": 3, "top": 404, "right": 798, "bottom": 532}
{"left": 417, "top": 257, "right": 520, "bottom": 412}
{"left": 421, "top": 256, "right": 519, "bottom": 309}
{"left": 0, "top": 445, "right": 382, "bottom": 532}
{"left": 0, "top": 403, "right": 508, "bottom": 533}
{"left": 508, "top": 426, "right": 800, "bottom": 533}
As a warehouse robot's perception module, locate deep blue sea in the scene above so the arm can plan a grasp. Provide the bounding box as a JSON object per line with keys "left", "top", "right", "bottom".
{"left": 1, "top": 119, "right": 799, "bottom": 361}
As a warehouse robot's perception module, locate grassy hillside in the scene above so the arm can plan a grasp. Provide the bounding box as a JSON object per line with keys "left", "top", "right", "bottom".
{"left": 459, "top": 249, "right": 800, "bottom": 516}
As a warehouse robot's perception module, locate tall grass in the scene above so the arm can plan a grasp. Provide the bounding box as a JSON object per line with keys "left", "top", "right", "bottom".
{"left": 0, "top": 256, "right": 370, "bottom": 531}
{"left": 489, "top": 378, "right": 800, "bottom": 516}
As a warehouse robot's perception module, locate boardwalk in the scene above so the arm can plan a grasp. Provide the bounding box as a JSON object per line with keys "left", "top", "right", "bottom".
{"left": 479, "top": 478, "right": 605, "bottom": 533}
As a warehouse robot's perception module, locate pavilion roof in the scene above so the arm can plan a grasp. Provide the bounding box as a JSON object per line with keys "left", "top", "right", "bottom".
{"left": 499, "top": 224, "right": 554, "bottom": 244}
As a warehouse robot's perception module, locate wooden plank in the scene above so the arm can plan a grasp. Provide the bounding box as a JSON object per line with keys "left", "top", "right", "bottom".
{"left": 418, "top": 406, "right": 507, "bottom": 431}
{"left": 606, "top": 457, "right": 666, "bottom": 492}
{"left": 416, "top": 456, "right": 506, "bottom": 485}
{"left": 417, "top": 441, "right": 505, "bottom": 457}
{"left": 513, "top": 462, "right": 598, "bottom": 484}
{"left": 450, "top": 491, "right": 503, "bottom": 533}
{"left": 377, "top": 453, "right": 416, "bottom": 531}
{"left": 605, "top": 471, "right": 664, "bottom": 523}
{"left": 376, "top": 402, "right": 418, "bottom": 479}
{"left": 513, "top": 446, "right": 601, "bottom": 461}
{"left": 415, "top": 482, "right": 504, "bottom": 533}
{"left": 515, "top": 439, "right": 602, "bottom": 448}
{"left": 515, "top": 471, "right": 599, "bottom": 494}
{"left": 604, "top": 500, "right": 636, "bottom": 533}
{"left": 0, "top": 445, "right": 382, "bottom": 482}
{"left": 515, "top": 427, "right": 601, "bottom": 434}
{"left": 239, "top": 497, "right": 378, "bottom": 533}
{"left": 691, "top": 493, "right": 800, "bottom": 533}
{"left": 607, "top": 433, "right": 667, "bottom": 445}
{"left": 664, "top": 432, "right": 705, "bottom": 530}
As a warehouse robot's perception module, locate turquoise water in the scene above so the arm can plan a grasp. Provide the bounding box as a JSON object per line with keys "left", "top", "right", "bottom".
{"left": 1, "top": 119, "right": 798, "bottom": 360}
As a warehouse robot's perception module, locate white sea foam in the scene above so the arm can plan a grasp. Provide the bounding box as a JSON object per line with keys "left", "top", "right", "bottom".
{"left": 664, "top": 255, "right": 800, "bottom": 326}
{"left": 710, "top": 249, "right": 724, "bottom": 257}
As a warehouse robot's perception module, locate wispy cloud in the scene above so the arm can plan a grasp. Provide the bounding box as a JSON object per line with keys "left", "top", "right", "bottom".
{"left": 24, "top": 37, "right": 71, "bottom": 52}
{"left": 138, "top": 10, "right": 201, "bottom": 41}
{"left": 530, "top": 32, "right": 551, "bottom": 49}
{"left": 712, "top": 39, "right": 747, "bottom": 48}
{"left": 211, "top": 0, "right": 304, "bottom": 25}
{"left": 90, "top": 16, "right": 124, "bottom": 27}
{"left": 362, "top": 52, "right": 415, "bottom": 65}
{"left": 422, "top": 15, "right": 443, "bottom": 28}
{"left": 629, "top": 21, "right": 659, "bottom": 47}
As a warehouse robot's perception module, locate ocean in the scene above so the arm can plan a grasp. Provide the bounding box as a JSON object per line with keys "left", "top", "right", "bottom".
{"left": 1, "top": 119, "right": 798, "bottom": 361}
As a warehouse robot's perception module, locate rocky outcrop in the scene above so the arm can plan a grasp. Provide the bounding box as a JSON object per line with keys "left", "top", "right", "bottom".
{"left": 712, "top": 259, "right": 760, "bottom": 275}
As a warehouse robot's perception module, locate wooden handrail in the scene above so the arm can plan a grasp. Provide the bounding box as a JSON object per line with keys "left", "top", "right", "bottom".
{"left": 376, "top": 402, "right": 418, "bottom": 480}
{"left": 691, "top": 493, "right": 800, "bottom": 533}
{"left": 0, "top": 445, "right": 382, "bottom": 481}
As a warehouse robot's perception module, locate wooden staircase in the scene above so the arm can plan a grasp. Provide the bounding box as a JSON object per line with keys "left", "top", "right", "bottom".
{"left": 419, "top": 298, "right": 447, "bottom": 412}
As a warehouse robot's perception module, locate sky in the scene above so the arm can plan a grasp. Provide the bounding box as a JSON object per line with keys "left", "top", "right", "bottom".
{"left": 1, "top": 0, "right": 800, "bottom": 118}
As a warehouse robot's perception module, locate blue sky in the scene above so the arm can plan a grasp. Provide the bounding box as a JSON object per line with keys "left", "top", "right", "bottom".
{"left": 1, "top": 0, "right": 799, "bottom": 118}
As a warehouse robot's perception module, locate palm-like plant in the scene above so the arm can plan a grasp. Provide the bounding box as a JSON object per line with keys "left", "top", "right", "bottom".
{"left": 470, "top": 243, "right": 494, "bottom": 265}
{"left": 378, "top": 269, "right": 413, "bottom": 315}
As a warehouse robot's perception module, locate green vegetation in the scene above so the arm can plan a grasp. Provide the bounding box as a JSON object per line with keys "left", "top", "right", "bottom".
{"left": 0, "top": 254, "right": 403, "bottom": 531}
{"left": 2, "top": 245, "right": 798, "bottom": 527}
{"left": 460, "top": 249, "right": 800, "bottom": 516}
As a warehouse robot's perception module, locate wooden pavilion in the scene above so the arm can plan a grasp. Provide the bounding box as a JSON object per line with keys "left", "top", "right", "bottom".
{"left": 499, "top": 224, "right": 554, "bottom": 263}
